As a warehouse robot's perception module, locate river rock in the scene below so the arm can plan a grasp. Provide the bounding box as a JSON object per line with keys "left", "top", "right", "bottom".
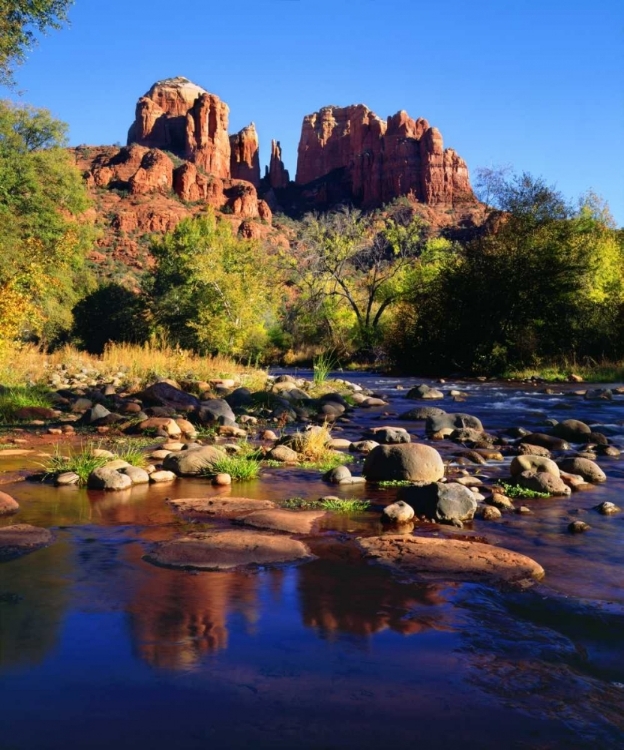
{"left": 145, "top": 529, "right": 314, "bottom": 570}
{"left": 225, "top": 387, "right": 254, "bottom": 409}
{"left": 557, "top": 457, "right": 606, "bottom": 484}
{"left": 360, "top": 397, "right": 388, "bottom": 407}
{"left": 328, "top": 438, "right": 352, "bottom": 450}
{"left": 426, "top": 413, "right": 483, "bottom": 439}
{"left": 551, "top": 419, "right": 591, "bottom": 442}
{"left": 517, "top": 471, "right": 571, "bottom": 496}
{"left": 398, "top": 406, "right": 446, "bottom": 421}
{"left": 162, "top": 445, "right": 224, "bottom": 476}
{"left": 398, "top": 482, "right": 478, "bottom": 526}
{"left": 135, "top": 381, "right": 200, "bottom": 410}
{"left": 0, "top": 491, "right": 19, "bottom": 515}
{"left": 594, "top": 501, "right": 621, "bottom": 515}
{"left": 518, "top": 433, "right": 569, "bottom": 451}
{"left": 87, "top": 468, "right": 133, "bottom": 491}
{"left": 0, "top": 524, "right": 54, "bottom": 561}
{"left": 122, "top": 466, "right": 150, "bottom": 485}
{"left": 488, "top": 492, "right": 515, "bottom": 510}
{"left": 268, "top": 445, "right": 299, "bottom": 463}
{"left": 363, "top": 443, "right": 444, "bottom": 483}
{"left": 323, "top": 465, "right": 352, "bottom": 484}
{"left": 55, "top": 472, "right": 80, "bottom": 486}
{"left": 357, "top": 535, "right": 544, "bottom": 586}
{"left": 213, "top": 473, "right": 232, "bottom": 486}
{"left": 168, "top": 496, "right": 275, "bottom": 517}
{"left": 568, "top": 520, "right": 591, "bottom": 533}
{"left": 516, "top": 443, "right": 551, "bottom": 457}
{"left": 381, "top": 501, "right": 415, "bottom": 524}
{"left": 406, "top": 384, "right": 444, "bottom": 400}
{"left": 350, "top": 440, "right": 379, "bottom": 454}
{"left": 197, "top": 398, "right": 236, "bottom": 424}
{"left": 477, "top": 505, "right": 502, "bottom": 520}
{"left": 510, "top": 455, "right": 560, "bottom": 478}
{"left": 364, "top": 427, "right": 411, "bottom": 444}
{"left": 137, "top": 417, "right": 182, "bottom": 438}
{"left": 239, "top": 509, "right": 326, "bottom": 534}
{"left": 148, "top": 470, "right": 177, "bottom": 483}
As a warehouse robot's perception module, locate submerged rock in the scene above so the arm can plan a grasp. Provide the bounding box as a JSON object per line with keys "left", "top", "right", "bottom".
{"left": 168, "top": 496, "right": 275, "bottom": 518}
{"left": 557, "top": 457, "right": 606, "bottom": 484}
{"left": 0, "top": 491, "right": 19, "bottom": 516}
{"left": 381, "top": 501, "right": 415, "bottom": 524}
{"left": 357, "top": 534, "right": 544, "bottom": 586}
{"left": 239, "top": 509, "right": 326, "bottom": 534}
{"left": 145, "top": 529, "right": 314, "bottom": 570}
{"left": 0, "top": 524, "right": 54, "bottom": 561}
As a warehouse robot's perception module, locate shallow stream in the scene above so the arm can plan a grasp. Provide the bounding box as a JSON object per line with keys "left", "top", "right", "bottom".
{"left": 1, "top": 373, "right": 623, "bottom": 749}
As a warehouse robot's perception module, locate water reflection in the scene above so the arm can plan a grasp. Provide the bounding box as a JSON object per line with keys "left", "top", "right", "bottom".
{"left": 297, "top": 558, "right": 451, "bottom": 639}
{"left": 0, "top": 540, "right": 72, "bottom": 669}
{"left": 126, "top": 564, "right": 259, "bottom": 670}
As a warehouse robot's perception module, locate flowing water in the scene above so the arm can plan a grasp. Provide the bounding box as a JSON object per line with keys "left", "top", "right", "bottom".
{"left": 1, "top": 374, "right": 623, "bottom": 749}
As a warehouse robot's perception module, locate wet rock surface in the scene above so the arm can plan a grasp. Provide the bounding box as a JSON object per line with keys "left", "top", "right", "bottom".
{"left": 145, "top": 529, "right": 314, "bottom": 570}
{"left": 167, "top": 496, "right": 276, "bottom": 517}
{"left": 0, "top": 524, "right": 53, "bottom": 561}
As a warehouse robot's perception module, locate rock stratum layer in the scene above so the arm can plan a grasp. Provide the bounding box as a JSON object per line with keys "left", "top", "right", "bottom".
{"left": 296, "top": 105, "right": 474, "bottom": 207}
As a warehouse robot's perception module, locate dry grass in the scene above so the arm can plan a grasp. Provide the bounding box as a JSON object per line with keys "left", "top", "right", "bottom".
{"left": 0, "top": 342, "right": 269, "bottom": 390}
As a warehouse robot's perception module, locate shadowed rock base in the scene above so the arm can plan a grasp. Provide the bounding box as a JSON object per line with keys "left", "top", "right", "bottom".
{"left": 0, "top": 524, "right": 54, "bottom": 561}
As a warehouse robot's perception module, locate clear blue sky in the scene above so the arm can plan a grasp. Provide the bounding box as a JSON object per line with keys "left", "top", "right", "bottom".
{"left": 6, "top": 0, "right": 624, "bottom": 225}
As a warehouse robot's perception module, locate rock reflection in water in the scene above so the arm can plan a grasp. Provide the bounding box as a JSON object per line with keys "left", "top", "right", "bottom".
{"left": 127, "top": 567, "right": 260, "bottom": 670}
{"left": 0, "top": 540, "right": 72, "bottom": 669}
{"left": 297, "top": 558, "right": 451, "bottom": 639}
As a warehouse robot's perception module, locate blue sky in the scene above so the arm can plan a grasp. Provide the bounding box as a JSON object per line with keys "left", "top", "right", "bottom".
{"left": 6, "top": 0, "right": 624, "bottom": 224}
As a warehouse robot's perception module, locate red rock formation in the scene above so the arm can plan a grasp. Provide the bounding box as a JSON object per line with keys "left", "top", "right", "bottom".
{"left": 184, "top": 92, "right": 231, "bottom": 178}
{"left": 296, "top": 104, "right": 474, "bottom": 207}
{"left": 230, "top": 124, "right": 260, "bottom": 187}
{"left": 268, "top": 139, "right": 289, "bottom": 189}
{"left": 129, "top": 150, "right": 174, "bottom": 195}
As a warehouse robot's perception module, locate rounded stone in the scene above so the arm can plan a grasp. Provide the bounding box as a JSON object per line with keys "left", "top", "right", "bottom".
{"left": 594, "top": 501, "right": 621, "bottom": 515}
{"left": 557, "top": 457, "right": 606, "bottom": 484}
{"left": 122, "top": 466, "right": 150, "bottom": 485}
{"left": 479, "top": 505, "right": 502, "bottom": 520}
{"left": 510, "top": 454, "right": 560, "bottom": 478}
{"left": 212, "top": 473, "right": 232, "bottom": 486}
{"left": 568, "top": 520, "right": 591, "bottom": 533}
{"left": 517, "top": 471, "right": 571, "bottom": 496}
{"left": 0, "top": 491, "right": 19, "bottom": 516}
{"left": 163, "top": 445, "right": 224, "bottom": 476}
{"left": 149, "top": 470, "right": 177, "bottom": 484}
{"left": 363, "top": 443, "right": 444, "bottom": 483}
{"left": 87, "top": 468, "right": 133, "bottom": 491}
{"left": 55, "top": 472, "right": 80, "bottom": 486}
{"left": 323, "top": 465, "right": 352, "bottom": 484}
{"left": 267, "top": 445, "right": 299, "bottom": 463}
{"left": 551, "top": 419, "right": 591, "bottom": 442}
{"left": 382, "top": 501, "right": 415, "bottom": 524}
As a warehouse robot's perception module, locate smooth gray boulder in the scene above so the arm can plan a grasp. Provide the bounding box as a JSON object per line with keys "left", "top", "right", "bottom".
{"left": 163, "top": 445, "right": 224, "bottom": 476}
{"left": 557, "top": 457, "right": 607, "bottom": 483}
{"left": 426, "top": 412, "right": 484, "bottom": 437}
{"left": 87, "top": 468, "right": 132, "bottom": 491}
{"left": 197, "top": 399, "right": 236, "bottom": 424}
{"left": 398, "top": 482, "right": 478, "bottom": 526}
{"left": 382, "top": 501, "right": 415, "bottom": 524}
{"left": 551, "top": 419, "right": 591, "bottom": 442}
{"left": 364, "top": 443, "right": 444, "bottom": 483}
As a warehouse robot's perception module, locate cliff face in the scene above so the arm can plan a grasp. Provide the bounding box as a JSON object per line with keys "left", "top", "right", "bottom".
{"left": 295, "top": 104, "right": 474, "bottom": 207}
{"left": 230, "top": 124, "right": 261, "bottom": 187}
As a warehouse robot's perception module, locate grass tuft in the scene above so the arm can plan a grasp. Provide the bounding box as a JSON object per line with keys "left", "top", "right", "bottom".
{"left": 281, "top": 497, "right": 322, "bottom": 510}
{"left": 377, "top": 479, "right": 413, "bottom": 488}
{"left": 43, "top": 445, "right": 110, "bottom": 486}
{"left": 204, "top": 455, "right": 261, "bottom": 481}
{"left": 0, "top": 386, "right": 54, "bottom": 422}
{"left": 319, "top": 498, "right": 370, "bottom": 513}
{"left": 313, "top": 352, "right": 338, "bottom": 385}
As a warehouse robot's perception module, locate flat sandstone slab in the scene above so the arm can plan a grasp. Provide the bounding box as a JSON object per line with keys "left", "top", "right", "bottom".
{"left": 145, "top": 529, "right": 314, "bottom": 571}
{"left": 0, "top": 524, "right": 54, "bottom": 561}
{"left": 167, "top": 496, "right": 275, "bottom": 517}
{"left": 239, "top": 509, "right": 327, "bottom": 534}
{"left": 358, "top": 534, "right": 544, "bottom": 586}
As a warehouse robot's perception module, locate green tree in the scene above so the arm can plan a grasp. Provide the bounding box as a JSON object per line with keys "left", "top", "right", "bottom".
{"left": 0, "top": 100, "right": 93, "bottom": 346}
{"left": 0, "top": 0, "right": 73, "bottom": 86}
{"left": 285, "top": 207, "right": 423, "bottom": 355}
{"left": 146, "top": 213, "right": 281, "bottom": 359}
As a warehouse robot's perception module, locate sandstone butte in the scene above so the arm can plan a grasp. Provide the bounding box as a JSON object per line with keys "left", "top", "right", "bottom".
{"left": 73, "top": 76, "right": 482, "bottom": 273}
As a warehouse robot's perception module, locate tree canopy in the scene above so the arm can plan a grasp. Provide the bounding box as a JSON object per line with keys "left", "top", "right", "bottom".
{"left": 0, "top": 0, "right": 73, "bottom": 85}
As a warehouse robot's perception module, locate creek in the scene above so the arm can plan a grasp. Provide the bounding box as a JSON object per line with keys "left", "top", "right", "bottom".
{"left": 1, "top": 373, "right": 623, "bottom": 749}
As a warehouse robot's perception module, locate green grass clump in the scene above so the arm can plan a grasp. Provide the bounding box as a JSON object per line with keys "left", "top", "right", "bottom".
{"left": 496, "top": 480, "right": 550, "bottom": 499}
{"left": 206, "top": 455, "right": 261, "bottom": 481}
{"left": 377, "top": 479, "right": 413, "bottom": 488}
{"left": 320, "top": 498, "right": 370, "bottom": 513}
{"left": 43, "top": 445, "right": 110, "bottom": 486}
{"left": 263, "top": 459, "right": 283, "bottom": 468}
{"left": 281, "top": 497, "right": 322, "bottom": 509}
{"left": 0, "top": 386, "right": 54, "bottom": 422}
{"left": 300, "top": 453, "right": 353, "bottom": 473}
{"left": 113, "top": 444, "right": 147, "bottom": 468}
{"left": 313, "top": 352, "right": 338, "bottom": 385}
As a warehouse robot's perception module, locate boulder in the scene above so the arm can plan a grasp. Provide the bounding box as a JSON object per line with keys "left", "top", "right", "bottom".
{"left": 149, "top": 470, "right": 177, "bottom": 483}
{"left": 518, "top": 433, "right": 569, "bottom": 451}
{"left": 406, "top": 384, "right": 444, "bottom": 400}
{"left": 510, "top": 455, "right": 560, "bottom": 478}
{"left": 137, "top": 417, "right": 182, "bottom": 438}
{"left": 197, "top": 398, "right": 236, "bottom": 424}
{"left": 381, "top": 501, "right": 415, "bottom": 524}
{"left": 162, "top": 445, "right": 224, "bottom": 476}
{"left": 225, "top": 387, "right": 254, "bottom": 409}
{"left": 87, "top": 468, "right": 133, "bottom": 491}
{"left": 425, "top": 412, "right": 483, "bottom": 438}
{"left": 268, "top": 445, "right": 299, "bottom": 463}
{"left": 363, "top": 443, "right": 444, "bottom": 483}
{"left": 557, "top": 457, "right": 606, "bottom": 484}
{"left": 551, "top": 419, "right": 592, "bottom": 442}
{"left": 350, "top": 440, "right": 379, "bottom": 454}
{"left": 398, "top": 406, "right": 446, "bottom": 421}
{"left": 363, "top": 427, "right": 410, "bottom": 445}
{"left": 0, "top": 491, "right": 19, "bottom": 516}
{"left": 323, "top": 465, "right": 352, "bottom": 484}
{"left": 239, "top": 509, "right": 326, "bottom": 534}
{"left": 516, "top": 471, "right": 571, "bottom": 496}
{"left": 398, "top": 482, "right": 478, "bottom": 525}
{"left": 122, "top": 466, "right": 150, "bottom": 485}
{"left": 145, "top": 529, "right": 314, "bottom": 570}
{"left": 135, "top": 381, "right": 200, "bottom": 410}
{"left": 357, "top": 535, "right": 544, "bottom": 586}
